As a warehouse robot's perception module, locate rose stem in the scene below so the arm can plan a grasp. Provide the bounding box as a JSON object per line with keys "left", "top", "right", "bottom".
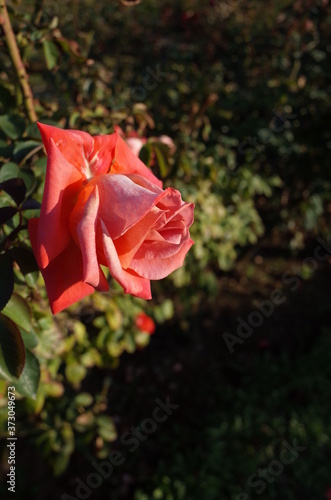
{"left": 0, "top": 0, "right": 37, "bottom": 123}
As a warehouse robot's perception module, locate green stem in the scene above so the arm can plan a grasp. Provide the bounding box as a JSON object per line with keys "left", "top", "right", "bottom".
{"left": 0, "top": 0, "right": 37, "bottom": 123}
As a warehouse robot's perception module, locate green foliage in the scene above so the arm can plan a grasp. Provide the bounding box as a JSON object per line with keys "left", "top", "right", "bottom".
{"left": 0, "top": 314, "right": 25, "bottom": 380}
{"left": 0, "top": 114, "right": 26, "bottom": 140}
{"left": 132, "top": 326, "right": 331, "bottom": 500}
{"left": 0, "top": 0, "right": 330, "bottom": 497}
{"left": 0, "top": 253, "right": 14, "bottom": 309}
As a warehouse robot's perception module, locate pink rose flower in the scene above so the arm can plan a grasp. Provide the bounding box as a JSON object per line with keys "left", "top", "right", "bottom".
{"left": 114, "top": 125, "right": 147, "bottom": 157}
{"left": 28, "top": 124, "right": 194, "bottom": 314}
{"left": 125, "top": 136, "right": 146, "bottom": 157}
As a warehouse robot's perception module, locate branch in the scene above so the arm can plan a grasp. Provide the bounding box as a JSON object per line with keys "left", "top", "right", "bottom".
{"left": 0, "top": 0, "right": 37, "bottom": 123}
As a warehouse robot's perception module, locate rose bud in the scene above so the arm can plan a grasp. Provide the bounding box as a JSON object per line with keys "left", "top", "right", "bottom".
{"left": 135, "top": 312, "right": 156, "bottom": 334}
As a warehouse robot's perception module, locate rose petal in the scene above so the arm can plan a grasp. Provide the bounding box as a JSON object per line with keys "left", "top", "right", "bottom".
{"left": 29, "top": 218, "right": 106, "bottom": 314}
{"left": 162, "top": 200, "right": 195, "bottom": 229}
{"left": 125, "top": 173, "right": 163, "bottom": 195}
{"left": 38, "top": 123, "right": 121, "bottom": 179}
{"left": 115, "top": 207, "right": 165, "bottom": 269}
{"left": 125, "top": 137, "right": 145, "bottom": 157}
{"left": 130, "top": 235, "right": 194, "bottom": 280}
{"left": 38, "top": 122, "right": 94, "bottom": 178}
{"left": 111, "top": 134, "right": 163, "bottom": 188}
{"left": 94, "top": 174, "right": 160, "bottom": 239}
{"left": 35, "top": 138, "right": 83, "bottom": 269}
{"left": 134, "top": 225, "right": 189, "bottom": 261}
{"left": 155, "top": 186, "right": 183, "bottom": 210}
{"left": 88, "top": 134, "right": 118, "bottom": 177}
{"left": 101, "top": 220, "right": 151, "bottom": 299}
{"left": 153, "top": 226, "right": 184, "bottom": 245}
{"left": 76, "top": 185, "right": 108, "bottom": 289}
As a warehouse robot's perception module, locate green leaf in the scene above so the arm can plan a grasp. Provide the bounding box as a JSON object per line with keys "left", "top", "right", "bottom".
{"left": 65, "top": 361, "right": 87, "bottom": 385}
{"left": 56, "top": 37, "right": 85, "bottom": 62}
{"left": 18, "top": 168, "right": 36, "bottom": 196}
{"left": 96, "top": 415, "right": 118, "bottom": 442}
{"left": 0, "top": 139, "right": 13, "bottom": 157}
{"left": 74, "top": 392, "right": 94, "bottom": 407}
{"left": 21, "top": 199, "right": 41, "bottom": 211}
{"left": 25, "top": 122, "right": 41, "bottom": 140}
{"left": 43, "top": 40, "right": 60, "bottom": 70}
{"left": 21, "top": 328, "right": 39, "bottom": 350}
{"left": 139, "top": 143, "right": 152, "bottom": 166}
{"left": 153, "top": 144, "right": 170, "bottom": 178}
{"left": 0, "top": 254, "right": 14, "bottom": 311}
{"left": 161, "top": 299, "right": 174, "bottom": 320}
{"left": 53, "top": 424, "right": 75, "bottom": 476}
{"left": 13, "top": 349, "right": 40, "bottom": 399}
{"left": 13, "top": 140, "right": 40, "bottom": 163}
{"left": 20, "top": 208, "right": 41, "bottom": 220}
{"left": 0, "top": 162, "right": 19, "bottom": 182}
{"left": 0, "top": 206, "right": 18, "bottom": 225}
{"left": 124, "top": 331, "right": 136, "bottom": 353}
{"left": 0, "top": 313, "right": 25, "bottom": 379}
{"left": 0, "top": 178, "right": 26, "bottom": 205}
{"left": 0, "top": 114, "right": 25, "bottom": 140}
{"left": 9, "top": 246, "right": 39, "bottom": 287}
{"left": 2, "top": 293, "right": 32, "bottom": 332}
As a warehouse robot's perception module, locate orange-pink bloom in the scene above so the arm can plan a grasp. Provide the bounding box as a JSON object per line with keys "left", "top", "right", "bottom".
{"left": 28, "top": 123, "right": 194, "bottom": 314}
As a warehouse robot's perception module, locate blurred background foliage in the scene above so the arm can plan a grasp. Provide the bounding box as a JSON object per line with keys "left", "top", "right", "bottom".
{"left": 0, "top": 0, "right": 331, "bottom": 498}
